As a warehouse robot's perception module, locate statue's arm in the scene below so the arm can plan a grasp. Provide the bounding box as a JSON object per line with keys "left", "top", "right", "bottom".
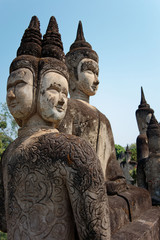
{"left": 137, "top": 159, "right": 147, "bottom": 189}
{"left": 0, "top": 157, "right": 7, "bottom": 232}
{"left": 99, "top": 115, "right": 127, "bottom": 194}
{"left": 66, "top": 140, "right": 111, "bottom": 240}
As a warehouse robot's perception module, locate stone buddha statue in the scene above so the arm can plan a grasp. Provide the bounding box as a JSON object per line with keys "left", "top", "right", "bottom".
{"left": 0, "top": 15, "right": 42, "bottom": 232}
{"left": 59, "top": 21, "right": 126, "bottom": 194}
{"left": 0, "top": 16, "right": 111, "bottom": 240}
{"left": 136, "top": 87, "right": 154, "bottom": 188}
{"left": 146, "top": 115, "right": 160, "bottom": 205}
{"left": 59, "top": 24, "right": 153, "bottom": 234}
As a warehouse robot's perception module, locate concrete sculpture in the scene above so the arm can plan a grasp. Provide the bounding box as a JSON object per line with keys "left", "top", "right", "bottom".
{"left": 59, "top": 21, "right": 126, "bottom": 194}
{"left": 136, "top": 87, "right": 160, "bottom": 205}
{"left": 0, "top": 16, "right": 111, "bottom": 239}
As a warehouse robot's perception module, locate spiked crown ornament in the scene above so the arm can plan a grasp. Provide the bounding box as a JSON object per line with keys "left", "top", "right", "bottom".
{"left": 66, "top": 21, "right": 98, "bottom": 70}
{"left": 9, "top": 16, "right": 42, "bottom": 127}
{"left": 40, "top": 16, "right": 69, "bottom": 81}
{"left": 10, "top": 16, "right": 42, "bottom": 87}
{"left": 136, "top": 87, "right": 154, "bottom": 115}
{"left": 17, "top": 16, "right": 42, "bottom": 57}
{"left": 147, "top": 114, "right": 160, "bottom": 136}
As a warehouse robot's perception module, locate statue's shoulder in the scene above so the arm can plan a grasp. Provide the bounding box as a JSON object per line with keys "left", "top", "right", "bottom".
{"left": 97, "top": 108, "right": 111, "bottom": 126}
{"left": 41, "top": 131, "right": 99, "bottom": 165}
{"left": 67, "top": 98, "right": 99, "bottom": 117}
{"left": 1, "top": 138, "right": 20, "bottom": 164}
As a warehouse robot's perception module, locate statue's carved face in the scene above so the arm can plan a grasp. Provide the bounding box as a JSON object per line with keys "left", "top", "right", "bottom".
{"left": 7, "top": 68, "right": 34, "bottom": 120}
{"left": 77, "top": 58, "right": 99, "bottom": 96}
{"left": 137, "top": 111, "right": 152, "bottom": 134}
{"left": 38, "top": 71, "right": 68, "bottom": 124}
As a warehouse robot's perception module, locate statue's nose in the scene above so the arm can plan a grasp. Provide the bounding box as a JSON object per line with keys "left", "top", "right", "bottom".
{"left": 7, "top": 89, "right": 16, "bottom": 99}
{"left": 94, "top": 76, "right": 99, "bottom": 86}
{"left": 58, "top": 93, "right": 65, "bottom": 105}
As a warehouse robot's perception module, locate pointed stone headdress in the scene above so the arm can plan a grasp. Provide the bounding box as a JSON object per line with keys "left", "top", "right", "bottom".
{"left": 9, "top": 16, "right": 42, "bottom": 127}
{"left": 10, "top": 16, "right": 42, "bottom": 87}
{"left": 136, "top": 87, "right": 154, "bottom": 114}
{"left": 17, "top": 16, "right": 42, "bottom": 57}
{"left": 39, "top": 16, "right": 69, "bottom": 80}
{"left": 147, "top": 114, "right": 160, "bottom": 138}
{"left": 66, "top": 21, "right": 98, "bottom": 70}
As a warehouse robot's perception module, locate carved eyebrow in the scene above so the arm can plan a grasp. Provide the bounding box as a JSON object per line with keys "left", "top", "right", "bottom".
{"left": 46, "top": 84, "right": 68, "bottom": 96}
{"left": 81, "top": 62, "right": 99, "bottom": 74}
{"left": 62, "top": 87, "right": 68, "bottom": 96}
{"left": 7, "top": 79, "right": 27, "bottom": 90}
{"left": 46, "top": 84, "right": 61, "bottom": 91}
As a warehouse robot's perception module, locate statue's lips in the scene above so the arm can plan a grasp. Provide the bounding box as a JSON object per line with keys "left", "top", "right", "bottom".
{"left": 56, "top": 106, "right": 64, "bottom": 112}
{"left": 91, "top": 85, "right": 97, "bottom": 91}
{"left": 8, "top": 102, "right": 18, "bottom": 107}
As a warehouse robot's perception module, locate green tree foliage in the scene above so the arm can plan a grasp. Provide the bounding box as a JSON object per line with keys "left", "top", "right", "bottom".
{"left": 115, "top": 143, "right": 137, "bottom": 162}
{"left": 115, "top": 143, "right": 137, "bottom": 184}
{"left": 115, "top": 144, "right": 125, "bottom": 159}
{"left": 129, "top": 143, "right": 137, "bottom": 162}
{"left": 0, "top": 103, "right": 18, "bottom": 238}
{"left": 0, "top": 103, "right": 18, "bottom": 161}
{"left": 0, "top": 231, "right": 7, "bottom": 239}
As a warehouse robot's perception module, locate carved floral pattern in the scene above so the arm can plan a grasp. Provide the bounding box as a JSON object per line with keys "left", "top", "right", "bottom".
{"left": 2, "top": 132, "right": 110, "bottom": 240}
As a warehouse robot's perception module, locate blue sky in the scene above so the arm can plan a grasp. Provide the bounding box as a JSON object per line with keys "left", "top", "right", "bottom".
{"left": 1, "top": 0, "right": 160, "bottom": 146}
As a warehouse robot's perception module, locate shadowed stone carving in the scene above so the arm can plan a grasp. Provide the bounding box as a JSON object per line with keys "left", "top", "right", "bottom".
{"left": 0, "top": 16, "right": 111, "bottom": 239}
{"left": 136, "top": 87, "right": 160, "bottom": 205}
{"left": 135, "top": 88, "right": 154, "bottom": 188}
{"left": 120, "top": 145, "right": 137, "bottom": 185}
{"left": 146, "top": 114, "right": 160, "bottom": 205}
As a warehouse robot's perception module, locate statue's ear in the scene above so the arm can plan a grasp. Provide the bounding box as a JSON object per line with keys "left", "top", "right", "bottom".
{"left": 69, "top": 77, "right": 76, "bottom": 91}
{"left": 68, "top": 68, "right": 77, "bottom": 91}
{"left": 74, "top": 67, "right": 78, "bottom": 81}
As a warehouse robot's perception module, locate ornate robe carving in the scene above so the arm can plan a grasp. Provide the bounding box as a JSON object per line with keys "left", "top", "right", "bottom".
{"left": 1, "top": 130, "right": 110, "bottom": 240}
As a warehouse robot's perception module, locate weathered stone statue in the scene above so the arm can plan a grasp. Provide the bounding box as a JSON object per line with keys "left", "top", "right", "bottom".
{"left": 136, "top": 87, "right": 154, "bottom": 188}
{"left": 59, "top": 21, "right": 126, "bottom": 194}
{"left": 120, "top": 145, "right": 137, "bottom": 185}
{"left": 0, "top": 15, "right": 42, "bottom": 233}
{"left": 0, "top": 16, "right": 111, "bottom": 239}
{"left": 59, "top": 23, "right": 156, "bottom": 236}
{"left": 146, "top": 115, "right": 160, "bottom": 205}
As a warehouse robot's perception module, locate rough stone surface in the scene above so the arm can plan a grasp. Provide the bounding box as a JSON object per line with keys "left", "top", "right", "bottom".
{"left": 112, "top": 207, "right": 160, "bottom": 240}
{"left": 59, "top": 98, "right": 126, "bottom": 193}
{"left": 1, "top": 15, "right": 112, "bottom": 239}
{"left": 1, "top": 131, "right": 111, "bottom": 239}
{"left": 136, "top": 88, "right": 160, "bottom": 205}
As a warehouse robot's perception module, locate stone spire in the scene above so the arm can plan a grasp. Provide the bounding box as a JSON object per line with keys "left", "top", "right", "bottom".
{"left": 138, "top": 87, "right": 150, "bottom": 109}
{"left": 136, "top": 87, "right": 154, "bottom": 115}
{"left": 40, "top": 16, "right": 68, "bottom": 81}
{"left": 66, "top": 21, "right": 98, "bottom": 69}
{"left": 17, "top": 16, "right": 42, "bottom": 57}
{"left": 125, "top": 145, "right": 131, "bottom": 163}
{"left": 42, "top": 16, "right": 65, "bottom": 62}
{"left": 147, "top": 114, "right": 160, "bottom": 154}
{"left": 70, "top": 21, "right": 92, "bottom": 51}
{"left": 147, "top": 114, "right": 160, "bottom": 133}
{"left": 75, "top": 21, "right": 85, "bottom": 41}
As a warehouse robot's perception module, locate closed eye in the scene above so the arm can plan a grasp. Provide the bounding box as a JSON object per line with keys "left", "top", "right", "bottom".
{"left": 7, "top": 80, "right": 27, "bottom": 90}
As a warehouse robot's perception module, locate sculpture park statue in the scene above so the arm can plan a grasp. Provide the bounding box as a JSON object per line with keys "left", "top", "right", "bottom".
{"left": 146, "top": 114, "right": 160, "bottom": 205}
{"left": 59, "top": 23, "right": 157, "bottom": 235}
{"left": 135, "top": 89, "right": 155, "bottom": 189}
{"left": 0, "top": 16, "right": 111, "bottom": 239}
{"left": 136, "top": 88, "right": 160, "bottom": 205}
{"left": 59, "top": 21, "right": 127, "bottom": 194}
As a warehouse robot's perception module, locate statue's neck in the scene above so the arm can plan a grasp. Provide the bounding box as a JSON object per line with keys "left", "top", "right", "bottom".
{"left": 22, "top": 113, "right": 51, "bottom": 128}
{"left": 18, "top": 113, "right": 58, "bottom": 138}
{"left": 70, "top": 89, "right": 90, "bottom": 103}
